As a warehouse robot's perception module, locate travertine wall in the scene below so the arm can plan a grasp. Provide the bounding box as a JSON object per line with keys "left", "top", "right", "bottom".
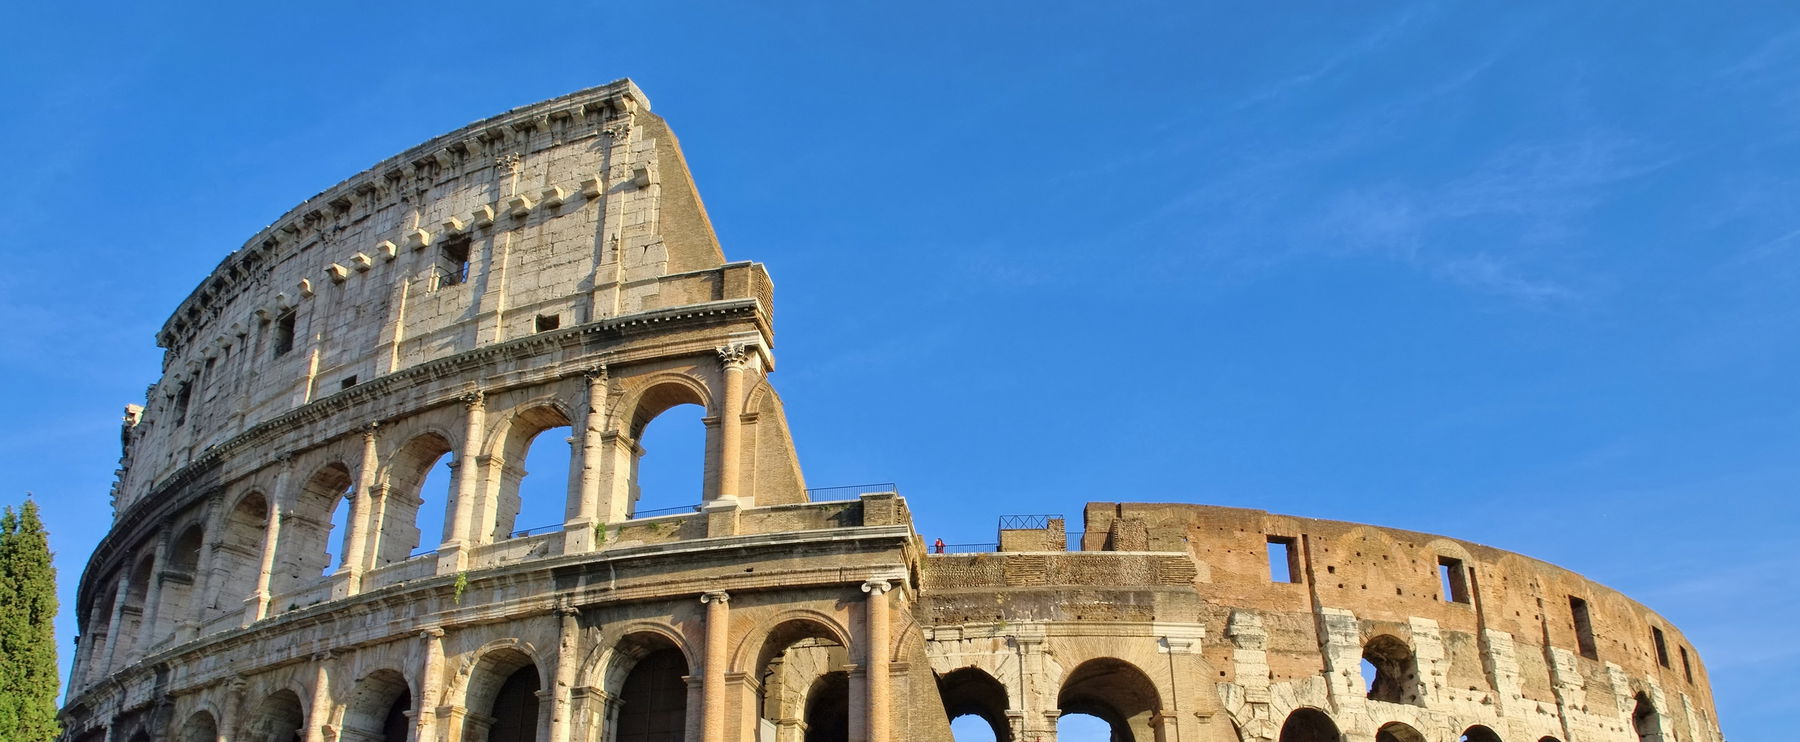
{"left": 64, "top": 84, "right": 1720, "bottom": 742}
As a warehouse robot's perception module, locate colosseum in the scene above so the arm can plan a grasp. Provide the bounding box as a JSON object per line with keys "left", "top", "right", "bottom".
{"left": 61, "top": 81, "right": 1722, "bottom": 742}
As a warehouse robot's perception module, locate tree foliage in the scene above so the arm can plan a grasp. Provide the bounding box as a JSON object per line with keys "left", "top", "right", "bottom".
{"left": 0, "top": 500, "right": 60, "bottom": 742}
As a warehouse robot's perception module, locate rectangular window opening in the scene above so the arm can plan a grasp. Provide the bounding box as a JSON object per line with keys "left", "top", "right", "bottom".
{"left": 438, "top": 237, "right": 472, "bottom": 287}
{"left": 1266, "top": 536, "right": 1300, "bottom": 583}
{"left": 272, "top": 312, "right": 296, "bottom": 357}
{"left": 535, "top": 313, "right": 561, "bottom": 332}
{"left": 1652, "top": 626, "right": 1671, "bottom": 668}
{"left": 173, "top": 382, "right": 192, "bottom": 427}
{"left": 1679, "top": 646, "right": 1693, "bottom": 683}
{"left": 1570, "top": 595, "right": 1598, "bottom": 660}
{"left": 340, "top": 376, "right": 358, "bottom": 391}
{"left": 1437, "top": 556, "right": 1470, "bottom": 603}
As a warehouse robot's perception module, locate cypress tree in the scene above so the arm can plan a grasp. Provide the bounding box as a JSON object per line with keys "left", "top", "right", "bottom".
{"left": 0, "top": 500, "right": 60, "bottom": 742}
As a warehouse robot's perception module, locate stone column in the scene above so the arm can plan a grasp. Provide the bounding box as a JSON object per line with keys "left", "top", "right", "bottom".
{"left": 567, "top": 367, "right": 608, "bottom": 553}
{"left": 220, "top": 676, "right": 246, "bottom": 742}
{"left": 134, "top": 531, "right": 171, "bottom": 657}
{"left": 862, "top": 579, "right": 894, "bottom": 742}
{"left": 306, "top": 653, "right": 334, "bottom": 742}
{"left": 415, "top": 628, "right": 446, "bottom": 742}
{"left": 715, "top": 345, "right": 748, "bottom": 500}
{"left": 441, "top": 391, "right": 485, "bottom": 573}
{"left": 551, "top": 607, "right": 581, "bottom": 742}
{"left": 337, "top": 423, "right": 381, "bottom": 595}
{"left": 97, "top": 569, "right": 134, "bottom": 681}
{"left": 701, "top": 591, "right": 731, "bottom": 742}
{"left": 189, "top": 495, "right": 222, "bottom": 636}
{"left": 247, "top": 455, "right": 294, "bottom": 625}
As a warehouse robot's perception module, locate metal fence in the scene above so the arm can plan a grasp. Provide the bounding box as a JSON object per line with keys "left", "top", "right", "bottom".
{"left": 632, "top": 504, "right": 697, "bottom": 517}
{"left": 508, "top": 523, "right": 563, "bottom": 538}
{"left": 804, "top": 482, "right": 899, "bottom": 500}
{"left": 997, "top": 514, "right": 1063, "bottom": 530}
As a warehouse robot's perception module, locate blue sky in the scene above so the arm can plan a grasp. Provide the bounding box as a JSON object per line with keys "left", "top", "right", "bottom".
{"left": 3, "top": 2, "right": 1797, "bottom": 739}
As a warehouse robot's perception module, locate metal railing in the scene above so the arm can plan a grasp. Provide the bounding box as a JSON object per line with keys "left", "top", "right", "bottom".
{"left": 804, "top": 482, "right": 898, "bottom": 500}
{"left": 933, "top": 542, "right": 998, "bottom": 554}
{"left": 998, "top": 514, "right": 1062, "bottom": 530}
{"left": 631, "top": 504, "right": 697, "bottom": 518}
{"left": 508, "top": 523, "right": 563, "bottom": 538}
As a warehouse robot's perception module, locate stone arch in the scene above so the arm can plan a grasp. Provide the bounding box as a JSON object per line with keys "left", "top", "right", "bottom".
{"left": 743, "top": 615, "right": 853, "bottom": 742}
{"left": 77, "top": 576, "right": 120, "bottom": 686}
{"left": 115, "top": 549, "right": 156, "bottom": 664}
{"left": 1055, "top": 657, "right": 1162, "bottom": 742}
{"left": 178, "top": 709, "right": 219, "bottom": 742}
{"left": 273, "top": 461, "right": 354, "bottom": 598}
{"left": 242, "top": 688, "right": 307, "bottom": 742}
{"left": 341, "top": 668, "right": 413, "bottom": 742}
{"left": 605, "top": 630, "right": 692, "bottom": 742}
{"left": 803, "top": 669, "right": 850, "bottom": 742}
{"left": 456, "top": 640, "right": 548, "bottom": 742}
{"left": 939, "top": 666, "right": 1012, "bottom": 741}
{"left": 1276, "top": 707, "right": 1338, "bottom": 742}
{"left": 150, "top": 522, "right": 207, "bottom": 647}
{"left": 586, "top": 622, "right": 699, "bottom": 691}
{"left": 1460, "top": 725, "right": 1503, "bottom": 742}
{"left": 1632, "top": 692, "right": 1665, "bottom": 742}
{"left": 488, "top": 403, "right": 576, "bottom": 541}
{"left": 619, "top": 374, "right": 714, "bottom": 516}
{"left": 1363, "top": 634, "right": 1423, "bottom": 705}
{"left": 615, "top": 373, "right": 716, "bottom": 437}
{"left": 731, "top": 610, "right": 854, "bottom": 674}
{"left": 375, "top": 430, "right": 456, "bottom": 564}
{"left": 1378, "top": 721, "right": 1428, "bottom": 742}
{"left": 210, "top": 490, "right": 269, "bottom": 620}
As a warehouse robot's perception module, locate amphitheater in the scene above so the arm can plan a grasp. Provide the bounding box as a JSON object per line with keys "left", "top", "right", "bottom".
{"left": 61, "top": 81, "right": 1722, "bottom": 742}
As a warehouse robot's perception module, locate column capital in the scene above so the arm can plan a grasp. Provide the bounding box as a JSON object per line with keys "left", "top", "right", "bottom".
{"left": 701, "top": 590, "right": 730, "bottom": 605}
{"left": 460, "top": 390, "right": 485, "bottom": 408}
{"left": 419, "top": 627, "right": 446, "bottom": 640}
{"left": 716, "top": 343, "right": 749, "bottom": 369}
{"left": 362, "top": 420, "right": 380, "bottom": 438}
{"left": 584, "top": 364, "right": 609, "bottom": 382}
{"left": 861, "top": 579, "right": 893, "bottom": 595}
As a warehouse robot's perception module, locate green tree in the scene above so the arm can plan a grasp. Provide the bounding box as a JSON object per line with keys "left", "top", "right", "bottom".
{"left": 0, "top": 499, "right": 60, "bottom": 742}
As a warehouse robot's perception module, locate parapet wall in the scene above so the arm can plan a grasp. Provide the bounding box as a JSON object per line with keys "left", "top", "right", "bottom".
{"left": 915, "top": 503, "right": 1722, "bottom": 742}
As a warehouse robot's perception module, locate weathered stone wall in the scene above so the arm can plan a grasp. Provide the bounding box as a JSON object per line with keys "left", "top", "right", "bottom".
{"left": 64, "top": 83, "right": 1722, "bottom": 742}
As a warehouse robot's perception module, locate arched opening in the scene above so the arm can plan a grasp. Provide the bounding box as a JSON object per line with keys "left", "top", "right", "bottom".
{"left": 1277, "top": 708, "right": 1338, "bottom": 742}
{"left": 610, "top": 633, "right": 690, "bottom": 742}
{"left": 343, "top": 669, "right": 413, "bottom": 742}
{"left": 951, "top": 715, "right": 1001, "bottom": 742}
{"left": 1378, "top": 721, "right": 1428, "bottom": 742}
{"left": 632, "top": 402, "right": 707, "bottom": 517}
{"left": 243, "top": 689, "right": 306, "bottom": 742}
{"left": 116, "top": 552, "right": 155, "bottom": 663}
{"left": 273, "top": 462, "right": 353, "bottom": 598}
{"left": 493, "top": 407, "right": 574, "bottom": 541}
{"left": 1056, "top": 658, "right": 1162, "bottom": 742}
{"left": 1055, "top": 713, "right": 1112, "bottom": 741}
{"left": 150, "top": 523, "right": 205, "bottom": 647}
{"left": 1538, "top": 737, "right": 1564, "bottom": 742}
{"left": 625, "top": 381, "right": 710, "bottom": 519}
{"left": 380, "top": 433, "right": 454, "bottom": 563}
{"left": 1632, "top": 693, "right": 1664, "bottom": 742}
{"left": 753, "top": 619, "right": 850, "bottom": 742}
{"left": 77, "top": 579, "right": 119, "bottom": 686}
{"left": 179, "top": 710, "right": 218, "bottom": 742}
{"left": 208, "top": 492, "right": 268, "bottom": 620}
{"left": 463, "top": 647, "right": 540, "bottom": 742}
{"left": 1363, "top": 635, "right": 1422, "bottom": 705}
{"left": 1460, "top": 725, "right": 1503, "bottom": 742}
{"left": 939, "top": 667, "right": 1011, "bottom": 741}
{"left": 803, "top": 671, "right": 850, "bottom": 742}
